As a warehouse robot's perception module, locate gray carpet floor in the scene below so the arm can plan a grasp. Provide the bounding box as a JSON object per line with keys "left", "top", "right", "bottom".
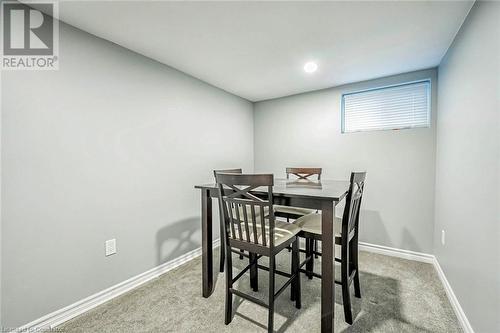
{"left": 58, "top": 248, "right": 462, "bottom": 332}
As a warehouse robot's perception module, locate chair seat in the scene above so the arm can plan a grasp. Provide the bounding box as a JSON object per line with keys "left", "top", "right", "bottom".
{"left": 273, "top": 205, "right": 316, "bottom": 217}
{"left": 295, "top": 213, "right": 342, "bottom": 237}
{"left": 233, "top": 219, "right": 300, "bottom": 246}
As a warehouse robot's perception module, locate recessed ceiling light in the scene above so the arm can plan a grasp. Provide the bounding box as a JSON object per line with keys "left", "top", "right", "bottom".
{"left": 304, "top": 61, "right": 318, "bottom": 73}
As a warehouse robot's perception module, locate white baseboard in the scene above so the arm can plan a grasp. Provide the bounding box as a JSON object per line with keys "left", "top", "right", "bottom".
{"left": 432, "top": 257, "right": 474, "bottom": 333}
{"left": 359, "top": 241, "right": 474, "bottom": 333}
{"left": 16, "top": 239, "right": 473, "bottom": 333}
{"left": 359, "top": 241, "right": 435, "bottom": 263}
{"left": 15, "top": 239, "right": 220, "bottom": 332}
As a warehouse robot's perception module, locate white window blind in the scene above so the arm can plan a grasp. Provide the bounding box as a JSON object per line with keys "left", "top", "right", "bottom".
{"left": 342, "top": 80, "right": 431, "bottom": 133}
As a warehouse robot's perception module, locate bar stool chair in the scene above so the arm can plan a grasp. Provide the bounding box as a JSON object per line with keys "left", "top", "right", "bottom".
{"left": 215, "top": 173, "right": 301, "bottom": 333}
{"left": 274, "top": 167, "right": 322, "bottom": 218}
{"left": 274, "top": 167, "right": 322, "bottom": 254}
{"left": 295, "top": 171, "right": 366, "bottom": 324}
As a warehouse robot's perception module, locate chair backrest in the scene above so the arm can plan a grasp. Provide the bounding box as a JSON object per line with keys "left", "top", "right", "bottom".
{"left": 286, "top": 167, "right": 322, "bottom": 180}
{"left": 213, "top": 168, "right": 242, "bottom": 179}
{"left": 341, "top": 172, "right": 367, "bottom": 238}
{"left": 215, "top": 173, "right": 276, "bottom": 249}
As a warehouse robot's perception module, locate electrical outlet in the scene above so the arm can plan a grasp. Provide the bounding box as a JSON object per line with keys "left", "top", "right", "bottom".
{"left": 105, "top": 239, "right": 116, "bottom": 256}
{"left": 441, "top": 230, "right": 445, "bottom": 245}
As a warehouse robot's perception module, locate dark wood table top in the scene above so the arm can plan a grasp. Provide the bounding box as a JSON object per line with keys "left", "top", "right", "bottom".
{"left": 195, "top": 178, "right": 350, "bottom": 201}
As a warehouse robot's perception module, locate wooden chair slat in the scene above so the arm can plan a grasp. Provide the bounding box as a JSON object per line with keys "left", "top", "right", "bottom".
{"left": 251, "top": 205, "right": 259, "bottom": 244}
{"left": 234, "top": 202, "right": 244, "bottom": 241}
{"left": 242, "top": 204, "right": 252, "bottom": 244}
{"left": 260, "top": 205, "right": 267, "bottom": 247}
{"left": 227, "top": 201, "right": 236, "bottom": 240}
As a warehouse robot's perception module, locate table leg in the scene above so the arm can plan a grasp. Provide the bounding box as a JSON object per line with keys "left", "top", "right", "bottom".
{"left": 202, "top": 189, "right": 213, "bottom": 298}
{"left": 321, "top": 200, "right": 335, "bottom": 332}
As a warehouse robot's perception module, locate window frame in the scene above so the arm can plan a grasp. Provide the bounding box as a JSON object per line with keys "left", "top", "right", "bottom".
{"left": 340, "top": 79, "right": 432, "bottom": 134}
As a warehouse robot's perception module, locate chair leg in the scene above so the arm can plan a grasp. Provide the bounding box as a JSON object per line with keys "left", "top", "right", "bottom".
{"left": 225, "top": 246, "right": 233, "bottom": 325}
{"left": 290, "top": 246, "right": 296, "bottom": 301}
{"left": 292, "top": 239, "right": 301, "bottom": 309}
{"left": 219, "top": 234, "right": 225, "bottom": 273}
{"left": 219, "top": 206, "right": 225, "bottom": 273}
{"left": 304, "top": 238, "right": 310, "bottom": 277}
{"left": 352, "top": 235, "right": 361, "bottom": 298}
{"left": 268, "top": 255, "right": 275, "bottom": 333}
{"left": 341, "top": 241, "right": 353, "bottom": 325}
{"left": 287, "top": 217, "right": 292, "bottom": 252}
{"left": 305, "top": 238, "right": 314, "bottom": 279}
{"left": 314, "top": 240, "right": 319, "bottom": 258}
{"left": 250, "top": 252, "right": 258, "bottom": 292}
{"left": 239, "top": 249, "right": 244, "bottom": 260}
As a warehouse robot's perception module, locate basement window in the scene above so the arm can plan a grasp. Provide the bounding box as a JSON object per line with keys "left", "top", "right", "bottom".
{"left": 341, "top": 80, "right": 431, "bottom": 133}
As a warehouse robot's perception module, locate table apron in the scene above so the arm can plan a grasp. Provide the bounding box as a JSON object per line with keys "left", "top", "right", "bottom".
{"left": 203, "top": 187, "right": 335, "bottom": 211}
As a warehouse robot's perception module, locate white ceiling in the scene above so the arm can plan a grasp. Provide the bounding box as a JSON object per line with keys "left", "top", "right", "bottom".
{"left": 48, "top": 1, "right": 473, "bottom": 101}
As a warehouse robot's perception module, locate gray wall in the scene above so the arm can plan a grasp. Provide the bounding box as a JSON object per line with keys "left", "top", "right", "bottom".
{"left": 254, "top": 69, "right": 437, "bottom": 254}
{"left": 1, "top": 23, "right": 253, "bottom": 327}
{"left": 0, "top": 70, "right": 3, "bottom": 328}
{"left": 434, "top": 2, "right": 500, "bottom": 332}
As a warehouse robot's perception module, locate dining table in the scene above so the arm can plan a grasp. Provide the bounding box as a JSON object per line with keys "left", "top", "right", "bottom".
{"left": 194, "top": 178, "right": 350, "bottom": 333}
